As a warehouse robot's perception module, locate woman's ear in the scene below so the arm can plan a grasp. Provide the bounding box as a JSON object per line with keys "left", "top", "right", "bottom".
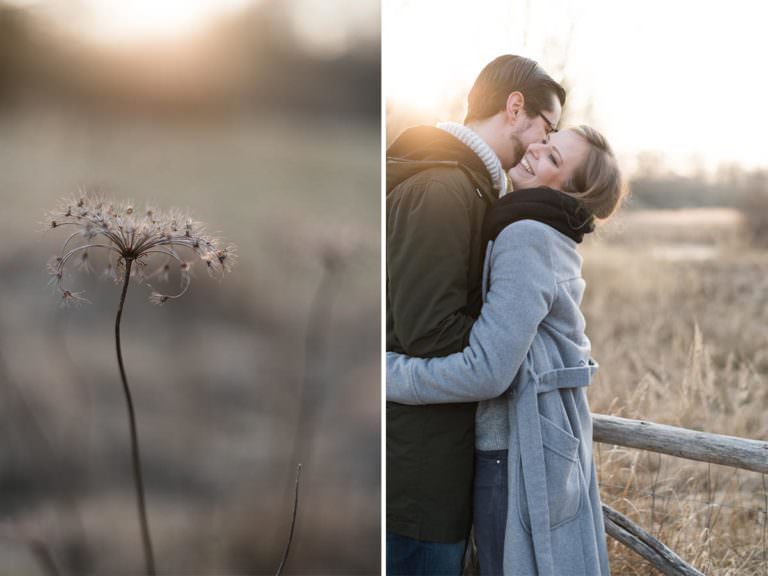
{"left": 505, "top": 91, "right": 525, "bottom": 123}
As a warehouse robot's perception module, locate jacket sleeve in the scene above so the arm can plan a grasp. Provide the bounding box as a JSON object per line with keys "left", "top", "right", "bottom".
{"left": 387, "top": 171, "right": 476, "bottom": 357}
{"left": 386, "top": 220, "right": 556, "bottom": 404}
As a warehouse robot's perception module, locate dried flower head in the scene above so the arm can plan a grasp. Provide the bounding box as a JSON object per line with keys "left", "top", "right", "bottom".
{"left": 46, "top": 192, "right": 235, "bottom": 304}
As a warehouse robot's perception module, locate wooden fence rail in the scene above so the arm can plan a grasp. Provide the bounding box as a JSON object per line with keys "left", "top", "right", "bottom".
{"left": 593, "top": 413, "right": 768, "bottom": 474}
{"left": 602, "top": 505, "right": 704, "bottom": 576}
{"left": 592, "top": 413, "right": 768, "bottom": 575}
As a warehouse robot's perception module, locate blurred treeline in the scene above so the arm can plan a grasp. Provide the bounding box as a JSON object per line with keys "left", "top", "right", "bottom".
{"left": 0, "top": 0, "right": 380, "bottom": 120}
{"left": 629, "top": 163, "right": 768, "bottom": 247}
{"left": 627, "top": 152, "right": 767, "bottom": 209}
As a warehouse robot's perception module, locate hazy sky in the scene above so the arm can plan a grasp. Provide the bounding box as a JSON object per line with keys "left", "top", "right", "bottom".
{"left": 6, "top": 0, "right": 251, "bottom": 41}
{"left": 7, "top": 0, "right": 379, "bottom": 55}
{"left": 385, "top": 0, "right": 768, "bottom": 176}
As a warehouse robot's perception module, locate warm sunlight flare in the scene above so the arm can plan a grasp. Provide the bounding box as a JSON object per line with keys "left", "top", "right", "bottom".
{"left": 386, "top": 0, "right": 768, "bottom": 175}
{"left": 77, "top": 0, "right": 252, "bottom": 43}
{"left": 385, "top": 1, "right": 497, "bottom": 116}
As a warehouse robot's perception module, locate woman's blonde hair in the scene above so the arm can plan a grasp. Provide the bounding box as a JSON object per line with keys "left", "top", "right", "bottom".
{"left": 564, "top": 125, "right": 626, "bottom": 220}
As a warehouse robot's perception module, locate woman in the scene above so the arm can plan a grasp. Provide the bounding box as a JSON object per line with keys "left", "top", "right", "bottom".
{"left": 387, "top": 125, "right": 624, "bottom": 576}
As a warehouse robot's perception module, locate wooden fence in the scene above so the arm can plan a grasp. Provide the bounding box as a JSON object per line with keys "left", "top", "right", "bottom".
{"left": 592, "top": 413, "right": 768, "bottom": 575}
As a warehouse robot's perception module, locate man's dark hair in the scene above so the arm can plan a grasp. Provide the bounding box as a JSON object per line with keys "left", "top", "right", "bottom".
{"left": 464, "top": 55, "right": 566, "bottom": 125}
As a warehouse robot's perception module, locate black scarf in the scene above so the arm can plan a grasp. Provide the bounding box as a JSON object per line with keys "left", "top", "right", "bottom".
{"left": 482, "top": 187, "right": 595, "bottom": 247}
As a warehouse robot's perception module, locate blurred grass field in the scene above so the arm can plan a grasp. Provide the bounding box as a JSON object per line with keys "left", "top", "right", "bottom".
{"left": 0, "top": 105, "right": 380, "bottom": 575}
{"left": 582, "top": 208, "right": 768, "bottom": 574}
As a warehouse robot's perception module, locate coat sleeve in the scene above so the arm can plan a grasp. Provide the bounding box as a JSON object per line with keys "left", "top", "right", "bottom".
{"left": 386, "top": 220, "right": 556, "bottom": 404}
{"left": 387, "top": 170, "right": 476, "bottom": 357}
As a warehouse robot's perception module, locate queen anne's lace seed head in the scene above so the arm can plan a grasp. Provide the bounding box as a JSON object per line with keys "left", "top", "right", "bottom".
{"left": 46, "top": 193, "right": 235, "bottom": 305}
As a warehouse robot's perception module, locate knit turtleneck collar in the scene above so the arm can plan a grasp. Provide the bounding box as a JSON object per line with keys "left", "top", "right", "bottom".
{"left": 437, "top": 121, "right": 509, "bottom": 197}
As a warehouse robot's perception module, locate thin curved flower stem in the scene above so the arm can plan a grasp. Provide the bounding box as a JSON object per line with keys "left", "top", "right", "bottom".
{"left": 115, "top": 258, "right": 156, "bottom": 576}
{"left": 141, "top": 249, "right": 191, "bottom": 303}
{"left": 132, "top": 233, "right": 164, "bottom": 254}
{"left": 143, "top": 249, "right": 184, "bottom": 262}
{"left": 98, "top": 228, "right": 126, "bottom": 249}
{"left": 60, "top": 244, "right": 122, "bottom": 267}
{"left": 290, "top": 260, "right": 343, "bottom": 473}
{"left": 45, "top": 193, "right": 235, "bottom": 569}
{"left": 140, "top": 256, "right": 177, "bottom": 283}
{"left": 59, "top": 231, "right": 84, "bottom": 255}
{"left": 140, "top": 237, "right": 194, "bottom": 253}
{"left": 53, "top": 245, "right": 123, "bottom": 297}
{"left": 276, "top": 463, "right": 302, "bottom": 576}
{"left": 29, "top": 539, "right": 61, "bottom": 576}
{"left": 160, "top": 275, "right": 191, "bottom": 300}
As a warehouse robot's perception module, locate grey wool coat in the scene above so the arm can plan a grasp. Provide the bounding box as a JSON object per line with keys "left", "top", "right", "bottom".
{"left": 387, "top": 219, "right": 610, "bottom": 576}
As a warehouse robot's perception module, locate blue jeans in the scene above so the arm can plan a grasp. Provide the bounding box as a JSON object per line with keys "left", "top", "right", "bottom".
{"left": 474, "top": 450, "right": 508, "bottom": 576}
{"left": 386, "top": 532, "right": 466, "bottom": 576}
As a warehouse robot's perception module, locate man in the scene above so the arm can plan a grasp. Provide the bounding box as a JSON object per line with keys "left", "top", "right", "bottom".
{"left": 386, "top": 55, "right": 566, "bottom": 576}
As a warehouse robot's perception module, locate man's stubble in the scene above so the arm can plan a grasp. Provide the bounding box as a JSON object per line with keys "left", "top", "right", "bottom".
{"left": 506, "top": 134, "right": 526, "bottom": 170}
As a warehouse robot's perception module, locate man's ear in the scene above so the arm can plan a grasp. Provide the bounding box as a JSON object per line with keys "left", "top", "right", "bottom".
{"left": 505, "top": 91, "right": 525, "bottom": 123}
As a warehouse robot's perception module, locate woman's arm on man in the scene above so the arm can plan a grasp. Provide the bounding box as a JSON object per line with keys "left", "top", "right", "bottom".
{"left": 387, "top": 220, "right": 557, "bottom": 404}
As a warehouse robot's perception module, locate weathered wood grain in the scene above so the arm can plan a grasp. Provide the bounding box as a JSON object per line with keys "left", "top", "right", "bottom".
{"left": 603, "top": 505, "right": 704, "bottom": 576}
{"left": 593, "top": 413, "right": 768, "bottom": 473}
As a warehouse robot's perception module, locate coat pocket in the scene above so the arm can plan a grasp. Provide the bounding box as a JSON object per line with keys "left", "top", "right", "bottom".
{"left": 518, "top": 415, "right": 583, "bottom": 533}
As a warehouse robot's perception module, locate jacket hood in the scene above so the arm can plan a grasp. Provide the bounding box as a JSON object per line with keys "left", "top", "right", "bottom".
{"left": 386, "top": 125, "right": 493, "bottom": 195}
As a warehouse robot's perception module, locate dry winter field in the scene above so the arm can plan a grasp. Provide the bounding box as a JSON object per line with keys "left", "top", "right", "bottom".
{"left": 582, "top": 208, "right": 767, "bottom": 574}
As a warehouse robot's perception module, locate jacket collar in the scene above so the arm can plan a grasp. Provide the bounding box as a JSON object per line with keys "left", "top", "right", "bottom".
{"left": 386, "top": 125, "right": 496, "bottom": 197}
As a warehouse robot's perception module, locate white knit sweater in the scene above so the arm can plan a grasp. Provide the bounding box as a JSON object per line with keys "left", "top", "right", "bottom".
{"left": 437, "top": 121, "right": 509, "bottom": 197}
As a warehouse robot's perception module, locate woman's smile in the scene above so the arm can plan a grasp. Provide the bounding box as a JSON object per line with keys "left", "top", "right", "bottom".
{"left": 508, "top": 129, "right": 589, "bottom": 192}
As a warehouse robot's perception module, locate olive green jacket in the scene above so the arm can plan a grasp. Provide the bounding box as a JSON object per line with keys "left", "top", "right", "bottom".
{"left": 386, "top": 125, "right": 498, "bottom": 542}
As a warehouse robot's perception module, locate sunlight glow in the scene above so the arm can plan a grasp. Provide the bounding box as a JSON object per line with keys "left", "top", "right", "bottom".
{"left": 77, "top": 0, "right": 252, "bottom": 43}
{"left": 385, "top": 0, "right": 768, "bottom": 174}
{"left": 289, "top": 0, "right": 379, "bottom": 57}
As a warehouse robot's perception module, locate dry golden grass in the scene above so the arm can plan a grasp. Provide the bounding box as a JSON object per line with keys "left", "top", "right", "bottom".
{"left": 582, "top": 209, "right": 768, "bottom": 575}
